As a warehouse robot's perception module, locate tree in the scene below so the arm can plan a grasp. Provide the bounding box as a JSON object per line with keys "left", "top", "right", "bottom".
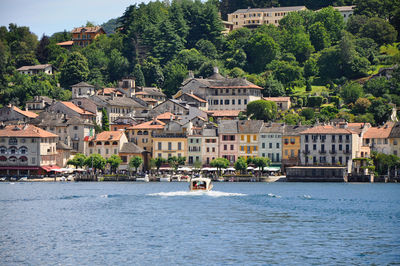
{"left": 340, "top": 82, "right": 364, "bottom": 104}
{"left": 282, "top": 31, "right": 314, "bottom": 63}
{"left": 210, "top": 158, "right": 230, "bottom": 177}
{"left": 195, "top": 39, "right": 217, "bottom": 59}
{"left": 67, "top": 153, "right": 86, "bottom": 168}
{"left": 234, "top": 157, "right": 247, "bottom": 174}
{"left": 59, "top": 52, "right": 89, "bottom": 88}
{"left": 132, "top": 64, "right": 145, "bottom": 87}
{"left": 154, "top": 157, "right": 166, "bottom": 171}
{"left": 246, "top": 100, "right": 277, "bottom": 121}
{"left": 304, "top": 55, "right": 319, "bottom": 78}
{"left": 35, "top": 35, "right": 50, "bottom": 64}
{"left": 266, "top": 60, "right": 303, "bottom": 88}
{"left": 162, "top": 61, "right": 187, "bottom": 97}
{"left": 101, "top": 108, "right": 109, "bottom": 131}
{"left": 354, "top": 98, "right": 371, "bottom": 114}
{"left": 253, "top": 157, "right": 271, "bottom": 174}
{"left": 129, "top": 156, "right": 143, "bottom": 173}
{"left": 107, "top": 155, "right": 123, "bottom": 174}
{"left": 245, "top": 32, "right": 279, "bottom": 73}
{"left": 263, "top": 75, "right": 285, "bottom": 97}
{"left": 309, "top": 22, "right": 331, "bottom": 51}
{"left": 364, "top": 77, "right": 390, "bottom": 97}
{"left": 359, "top": 17, "right": 397, "bottom": 45}
{"left": 168, "top": 156, "right": 186, "bottom": 172}
{"left": 300, "top": 108, "right": 315, "bottom": 120}
{"left": 85, "top": 154, "right": 106, "bottom": 172}
{"left": 312, "top": 6, "right": 345, "bottom": 43}
{"left": 108, "top": 49, "right": 129, "bottom": 82}
{"left": 368, "top": 98, "right": 392, "bottom": 125}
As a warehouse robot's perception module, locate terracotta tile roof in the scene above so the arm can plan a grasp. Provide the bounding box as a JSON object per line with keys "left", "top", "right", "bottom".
{"left": 364, "top": 122, "right": 394, "bottom": 139}
{"left": 97, "top": 88, "right": 123, "bottom": 95}
{"left": 141, "top": 97, "right": 158, "bottom": 102}
{"left": 135, "top": 91, "right": 148, "bottom": 95}
{"left": 92, "top": 131, "right": 124, "bottom": 141}
{"left": 0, "top": 124, "right": 58, "bottom": 138}
{"left": 156, "top": 112, "right": 175, "bottom": 120}
{"left": 300, "top": 125, "right": 355, "bottom": 134}
{"left": 263, "top": 97, "right": 291, "bottom": 102}
{"left": 184, "top": 93, "right": 207, "bottom": 103}
{"left": 12, "top": 106, "right": 38, "bottom": 118}
{"left": 71, "top": 26, "right": 104, "bottom": 34}
{"left": 128, "top": 119, "right": 165, "bottom": 130}
{"left": 56, "top": 41, "right": 74, "bottom": 46}
{"left": 61, "top": 102, "right": 95, "bottom": 116}
{"left": 209, "top": 110, "right": 241, "bottom": 117}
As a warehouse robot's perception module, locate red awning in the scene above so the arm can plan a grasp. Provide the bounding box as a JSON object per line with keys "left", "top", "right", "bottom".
{"left": 41, "top": 165, "right": 61, "bottom": 172}
{"left": 0, "top": 166, "right": 40, "bottom": 170}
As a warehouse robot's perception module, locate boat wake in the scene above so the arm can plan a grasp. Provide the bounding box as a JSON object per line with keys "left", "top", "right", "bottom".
{"left": 148, "top": 190, "right": 246, "bottom": 197}
{"left": 267, "top": 193, "right": 281, "bottom": 198}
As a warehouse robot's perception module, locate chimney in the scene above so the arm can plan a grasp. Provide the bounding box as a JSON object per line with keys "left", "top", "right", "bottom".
{"left": 213, "top": 67, "right": 219, "bottom": 74}
{"left": 188, "top": 71, "right": 194, "bottom": 79}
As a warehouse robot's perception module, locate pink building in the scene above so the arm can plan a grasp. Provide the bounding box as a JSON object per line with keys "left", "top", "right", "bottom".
{"left": 218, "top": 120, "right": 239, "bottom": 164}
{"left": 202, "top": 124, "right": 219, "bottom": 165}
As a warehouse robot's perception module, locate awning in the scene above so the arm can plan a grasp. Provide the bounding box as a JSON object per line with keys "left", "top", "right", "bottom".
{"left": 177, "top": 167, "right": 192, "bottom": 171}
{"left": 41, "top": 165, "right": 62, "bottom": 172}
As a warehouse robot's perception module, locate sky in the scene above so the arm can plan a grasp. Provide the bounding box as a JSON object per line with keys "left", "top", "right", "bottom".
{"left": 0, "top": 0, "right": 151, "bottom": 37}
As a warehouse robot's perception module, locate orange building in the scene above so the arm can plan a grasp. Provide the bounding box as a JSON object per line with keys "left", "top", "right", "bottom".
{"left": 71, "top": 26, "right": 106, "bottom": 47}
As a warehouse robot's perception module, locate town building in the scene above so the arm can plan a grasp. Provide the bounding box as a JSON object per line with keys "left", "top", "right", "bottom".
{"left": 125, "top": 119, "right": 165, "bottom": 154}
{"left": 56, "top": 142, "right": 75, "bottom": 168}
{"left": 332, "top": 6, "right": 355, "bottom": 21}
{"left": 0, "top": 105, "right": 38, "bottom": 123}
{"left": 0, "top": 124, "right": 58, "bottom": 177}
{"left": 25, "top": 96, "right": 53, "bottom": 112}
{"left": 202, "top": 124, "right": 219, "bottom": 165}
{"left": 227, "top": 6, "right": 306, "bottom": 30}
{"left": 238, "top": 120, "right": 263, "bottom": 159}
{"left": 48, "top": 101, "right": 96, "bottom": 123}
{"left": 119, "top": 142, "right": 148, "bottom": 171}
{"left": 152, "top": 121, "right": 190, "bottom": 161}
{"left": 85, "top": 131, "right": 127, "bottom": 160}
{"left": 177, "top": 67, "right": 263, "bottom": 111}
{"left": 389, "top": 122, "right": 400, "bottom": 156}
{"left": 110, "top": 117, "right": 138, "bottom": 131}
{"left": 71, "top": 97, "right": 102, "bottom": 125}
{"left": 363, "top": 122, "right": 394, "bottom": 154}
{"left": 176, "top": 93, "right": 208, "bottom": 111}
{"left": 187, "top": 134, "right": 202, "bottom": 165}
{"left": 71, "top": 82, "right": 96, "bottom": 98}
{"left": 281, "top": 125, "right": 310, "bottom": 170}
{"left": 70, "top": 26, "right": 106, "bottom": 47}
{"left": 218, "top": 120, "right": 239, "bottom": 164}
{"left": 17, "top": 64, "right": 54, "bottom": 75}
{"left": 135, "top": 87, "right": 166, "bottom": 105}
{"left": 299, "top": 124, "right": 367, "bottom": 173}
{"left": 259, "top": 123, "right": 284, "bottom": 165}
{"left": 263, "top": 97, "right": 291, "bottom": 111}
{"left": 208, "top": 110, "right": 241, "bottom": 121}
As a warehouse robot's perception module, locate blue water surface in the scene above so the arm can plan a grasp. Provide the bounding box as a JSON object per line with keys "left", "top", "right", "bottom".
{"left": 0, "top": 182, "right": 399, "bottom": 265}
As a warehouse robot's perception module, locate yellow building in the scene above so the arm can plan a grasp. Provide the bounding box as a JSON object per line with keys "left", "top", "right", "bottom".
{"left": 282, "top": 125, "right": 310, "bottom": 170}
{"left": 125, "top": 119, "right": 165, "bottom": 154}
{"left": 238, "top": 120, "right": 263, "bottom": 159}
{"left": 227, "top": 6, "right": 306, "bottom": 30}
{"left": 152, "top": 134, "right": 188, "bottom": 161}
{"left": 389, "top": 122, "right": 400, "bottom": 156}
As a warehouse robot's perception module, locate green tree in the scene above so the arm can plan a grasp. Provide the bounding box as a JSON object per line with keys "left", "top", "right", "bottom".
{"left": 132, "top": 64, "right": 145, "bottom": 87}
{"left": 309, "top": 22, "right": 331, "bottom": 51}
{"left": 246, "top": 100, "right": 278, "bottom": 121}
{"left": 195, "top": 39, "right": 217, "bottom": 59}
{"left": 263, "top": 75, "right": 285, "bottom": 97}
{"left": 368, "top": 98, "right": 392, "bottom": 125}
{"left": 304, "top": 55, "right": 319, "bottom": 78}
{"left": 129, "top": 156, "right": 143, "bottom": 173}
{"left": 267, "top": 60, "right": 303, "bottom": 88}
{"left": 234, "top": 157, "right": 247, "bottom": 174}
{"left": 67, "top": 153, "right": 86, "bottom": 168}
{"left": 154, "top": 157, "right": 167, "bottom": 171}
{"left": 340, "top": 82, "right": 364, "bottom": 104}
{"left": 364, "top": 77, "right": 390, "bottom": 97}
{"left": 59, "top": 52, "right": 89, "bottom": 88}
{"left": 107, "top": 154, "right": 123, "bottom": 174}
{"left": 253, "top": 157, "right": 271, "bottom": 174}
{"left": 312, "top": 6, "right": 345, "bottom": 43}
{"left": 359, "top": 17, "right": 397, "bottom": 45}
{"left": 101, "top": 108, "right": 109, "bottom": 131}
{"left": 300, "top": 108, "right": 315, "bottom": 120}
{"left": 35, "top": 35, "right": 50, "bottom": 64}
{"left": 85, "top": 153, "right": 107, "bottom": 172}
{"left": 162, "top": 61, "right": 187, "bottom": 97}
{"left": 354, "top": 98, "right": 371, "bottom": 114}
{"left": 168, "top": 156, "right": 186, "bottom": 172}
{"left": 245, "top": 32, "right": 279, "bottom": 73}
{"left": 210, "top": 158, "right": 230, "bottom": 177}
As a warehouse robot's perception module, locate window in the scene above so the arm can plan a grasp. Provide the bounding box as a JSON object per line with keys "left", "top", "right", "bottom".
{"left": 232, "top": 99, "right": 235, "bottom": 105}
{"left": 241, "top": 146, "right": 244, "bottom": 151}
{"left": 9, "top": 138, "right": 17, "bottom": 145}
{"left": 269, "top": 143, "right": 272, "bottom": 149}
{"left": 158, "top": 142, "right": 162, "bottom": 150}
{"left": 238, "top": 99, "right": 241, "bottom": 105}
{"left": 394, "top": 140, "right": 398, "bottom": 145}
{"left": 114, "top": 149, "right": 117, "bottom": 154}
{"left": 212, "top": 147, "right": 215, "bottom": 152}
{"left": 220, "top": 100, "right": 223, "bottom": 105}
{"left": 32, "top": 157, "right": 36, "bottom": 164}
{"left": 106, "top": 149, "right": 109, "bottom": 154}
{"left": 230, "top": 145, "right": 234, "bottom": 150}
{"left": 339, "top": 144, "right": 342, "bottom": 151}
{"left": 158, "top": 153, "right": 161, "bottom": 158}
{"left": 74, "top": 126, "right": 78, "bottom": 130}
{"left": 207, "top": 147, "right": 210, "bottom": 152}
{"left": 178, "top": 142, "right": 182, "bottom": 150}
{"left": 276, "top": 143, "right": 279, "bottom": 148}
{"left": 98, "top": 149, "right": 101, "bottom": 154}
{"left": 313, "top": 144, "right": 316, "bottom": 150}
{"left": 244, "top": 99, "right": 247, "bottom": 105}
{"left": 253, "top": 135, "right": 257, "bottom": 141}
{"left": 168, "top": 142, "right": 172, "bottom": 150}
{"left": 262, "top": 143, "right": 265, "bottom": 149}
{"left": 305, "top": 135, "right": 309, "bottom": 142}
{"left": 225, "top": 99, "right": 230, "bottom": 105}
{"left": 224, "top": 145, "right": 227, "bottom": 150}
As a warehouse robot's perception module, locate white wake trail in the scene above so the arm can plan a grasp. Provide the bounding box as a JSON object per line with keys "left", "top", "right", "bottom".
{"left": 148, "top": 190, "right": 246, "bottom": 197}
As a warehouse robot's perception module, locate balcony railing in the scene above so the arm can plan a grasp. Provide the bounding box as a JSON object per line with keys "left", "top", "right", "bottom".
{"left": 302, "top": 150, "right": 310, "bottom": 155}
{"left": 319, "top": 150, "right": 327, "bottom": 154}
{"left": 329, "top": 150, "right": 336, "bottom": 154}
{"left": 344, "top": 150, "right": 351, "bottom": 154}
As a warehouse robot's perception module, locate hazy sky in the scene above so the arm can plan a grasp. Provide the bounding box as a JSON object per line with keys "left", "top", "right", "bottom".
{"left": 0, "top": 0, "right": 151, "bottom": 37}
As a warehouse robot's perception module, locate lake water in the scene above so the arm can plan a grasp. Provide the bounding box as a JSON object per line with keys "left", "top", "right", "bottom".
{"left": 0, "top": 182, "right": 399, "bottom": 265}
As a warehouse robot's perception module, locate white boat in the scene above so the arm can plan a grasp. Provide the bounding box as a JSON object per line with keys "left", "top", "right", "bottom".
{"left": 189, "top": 176, "right": 213, "bottom": 191}
{"left": 159, "top": 175, "right": 171, "bottom": 182}
{"left": 136, "top": 174, "right": 149, "bottom": 182}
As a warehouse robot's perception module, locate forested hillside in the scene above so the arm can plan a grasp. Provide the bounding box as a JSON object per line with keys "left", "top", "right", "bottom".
{"left": 0, "top": 0, "right": 399, "bottom": 125}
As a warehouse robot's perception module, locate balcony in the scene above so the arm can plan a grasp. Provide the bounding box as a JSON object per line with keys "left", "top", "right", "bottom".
{"left": 329, "top": 150, "right": 337, "bottom": 154}
{"left": 72, "top": 137, "right": 80, "bottom": 141}
{"left": 344, "top": 150, "right": 351, "bottom": 154}
{"left": 345, "top": 139, "right": 350, "bottom": 143}
{"left": 319, "top": 150, "right": 327, "bottom": 154}
{"left": 302, "top": 150, "right": 310, "bottom": 155}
